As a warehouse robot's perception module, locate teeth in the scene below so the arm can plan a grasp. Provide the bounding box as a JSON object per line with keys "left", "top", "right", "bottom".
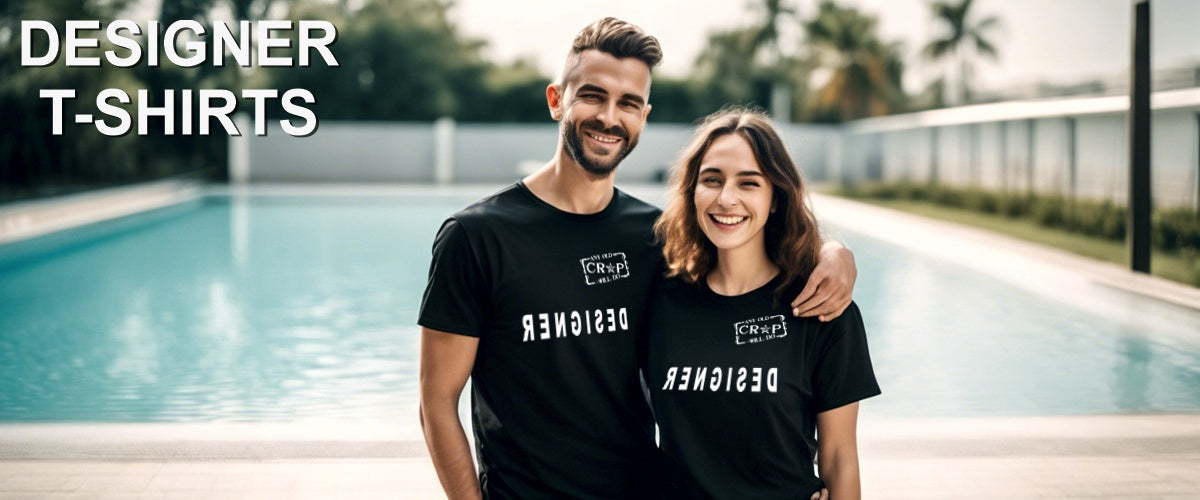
{"left": 712, "top": 215, "right": 746, "bottom": 225}
{"left": 587, "top": 132, "right": 620, "bottom": 144}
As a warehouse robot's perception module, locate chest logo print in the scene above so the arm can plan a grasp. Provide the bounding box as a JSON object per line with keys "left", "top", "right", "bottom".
{"left": 734, "top": 314, "right": 788, "bottom": 345}
{"left": 579, "top": 252, "right": 629, "bottom": 285}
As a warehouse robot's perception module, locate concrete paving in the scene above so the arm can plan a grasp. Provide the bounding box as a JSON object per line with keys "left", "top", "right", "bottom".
{"left": 2, "top": 413, "right": 1198, "bottom": 498}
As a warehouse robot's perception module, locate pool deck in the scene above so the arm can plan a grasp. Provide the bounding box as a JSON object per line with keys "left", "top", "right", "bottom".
{"left": 0, "top": 180, "right": 203, "bottom": 246}
{"left": 2, "top": 413, "right": 1198, "bottom": 498}
{"left": 808, "top": 191, "right": 1200, "bottom": 314}
{"left": 2, "top": 182, "right": 1199, "bottom": 498}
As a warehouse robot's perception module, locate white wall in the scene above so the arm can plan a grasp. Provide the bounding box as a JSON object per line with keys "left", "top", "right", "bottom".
{"left": 245, "top": 121, "right": 838, "bottom": 185}
{"left": 834, "top": 89, "right": 1200, "bottom": 208}
{"left": 248, "top": 123, "right": 435, "bottom": 183}
{"left": 241, "top": 90, "right": 1200, "bottom": 208}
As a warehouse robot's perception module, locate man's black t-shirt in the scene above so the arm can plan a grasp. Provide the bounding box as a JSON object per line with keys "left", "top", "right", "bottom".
{"left": 419, "top": 183, "right": 662, "bottom": 499}
{"left": 647, "top": 275, "right": 880, "bottom": 500}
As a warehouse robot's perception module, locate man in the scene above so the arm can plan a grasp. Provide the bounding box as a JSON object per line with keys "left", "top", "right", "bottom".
{"left": 419, "top": 17, "right": 855, "bottom": 499}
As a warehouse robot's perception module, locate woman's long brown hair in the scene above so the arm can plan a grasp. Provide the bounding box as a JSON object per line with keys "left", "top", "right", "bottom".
{"left": 654, "top": 108, "right": 823, "bottom": 299}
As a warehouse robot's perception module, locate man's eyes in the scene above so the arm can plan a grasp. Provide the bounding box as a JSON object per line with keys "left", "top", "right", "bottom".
{"left": 577, "top": 94, "right": 640, "bottom": 110}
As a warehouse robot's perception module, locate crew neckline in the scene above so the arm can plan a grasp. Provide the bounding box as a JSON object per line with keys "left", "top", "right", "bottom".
{"left": 700, "top": 271, "right": 785, "bottom": 305}
{"left": 515, "top": 181, "right": 621, "bottom": 222}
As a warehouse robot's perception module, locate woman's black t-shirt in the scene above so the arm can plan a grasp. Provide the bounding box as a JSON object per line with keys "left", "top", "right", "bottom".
{"left": 647, "top": 274, "right": 881, "bottom": 499}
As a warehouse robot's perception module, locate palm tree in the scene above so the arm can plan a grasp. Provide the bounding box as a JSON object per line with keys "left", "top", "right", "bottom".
{"left": 746, "top": 0, "right": 799, "bottom": 120}
{"left": 748, "top": 0, "right": 796, "bottom": 56}
{"left": 922, "top": 0, "right": 1001, "bottom": 105}
{"left": 693, "top": 27, "right": 761, "bottom": 105}
{"left": 802, "top": 0, "right": 905, "bottom": 121}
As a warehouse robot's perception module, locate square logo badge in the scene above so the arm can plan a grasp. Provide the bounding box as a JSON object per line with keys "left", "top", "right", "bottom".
{"left": 579, "top": 252, "right": 630, "bottom": 285}
{"left": 734, "top": 314, "right": 788, "bottom": 345}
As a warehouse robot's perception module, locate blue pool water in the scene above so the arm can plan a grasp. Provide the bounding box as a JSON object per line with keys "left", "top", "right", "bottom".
{"left": 1, "top": 192, "right": 1199, "bottom": 422}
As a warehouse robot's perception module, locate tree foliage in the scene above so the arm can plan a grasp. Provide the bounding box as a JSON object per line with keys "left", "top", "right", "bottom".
{"left": 265, "top": 0, "right": 479, "bottom": 120}
{"left": 688, "top": 27, "right": 775, "bottom": 115}
{"left": 922, "top": 0, "right": 1001, "bottom": 105}
{"left": 802, "top": 0, "right": 906, "bottom": 121}
{"left": 685, "top": 0, "right": 907, "bottom": 122}
{"left": 0, "top": 0, "right": 554, "bottom": 201}
{"left": 0, "top": 0, "right": 956, "bottom": 201}
{"left": 1, "top": 0, "right": 148, "bottom": 199}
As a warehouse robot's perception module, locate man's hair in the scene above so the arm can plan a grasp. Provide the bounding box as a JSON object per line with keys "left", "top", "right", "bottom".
{"left": 562, "top": 17, "right": 662, "bottom": 80}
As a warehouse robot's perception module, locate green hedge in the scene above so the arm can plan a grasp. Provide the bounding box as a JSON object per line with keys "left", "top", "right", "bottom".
{"left": 1155, "top": 209, "right": 1200, "bottom": 252}
{"left": 840, "top": 182, "right": 1200, "bottom": 252}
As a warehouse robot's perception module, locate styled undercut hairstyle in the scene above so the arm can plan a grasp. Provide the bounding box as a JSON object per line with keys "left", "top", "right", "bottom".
{"left": 559, "top": 17, "right": 663, "bottom": 84}
{"left": 654, "top": 107, "right": 823, "bottom": 300}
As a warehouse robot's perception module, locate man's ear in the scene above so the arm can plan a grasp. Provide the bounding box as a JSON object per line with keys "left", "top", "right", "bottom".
{"left": 546, "top": 84, "right": 564, "bottom": 121}
{"left": 642, "top": 103, "right": 652, "bottom": 121}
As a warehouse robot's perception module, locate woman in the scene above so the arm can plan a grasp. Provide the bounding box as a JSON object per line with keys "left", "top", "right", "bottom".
{"left": 648, "top": 108, "right": 880, "bottom": 499}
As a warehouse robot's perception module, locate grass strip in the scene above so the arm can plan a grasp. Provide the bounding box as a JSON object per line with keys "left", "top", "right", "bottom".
{"left": 842, "top": 197, "right": 1199, "bottom": 287}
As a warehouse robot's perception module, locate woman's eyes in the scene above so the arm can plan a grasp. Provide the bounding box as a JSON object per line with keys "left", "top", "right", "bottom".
{"left": 701, "top": 176, "right": 760, "bottom": 187}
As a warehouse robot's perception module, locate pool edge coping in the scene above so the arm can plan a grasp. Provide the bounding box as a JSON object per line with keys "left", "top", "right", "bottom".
{"left": 810, "top": 191, "right": 1200, "bottom": 313}
{"left": 0, "top": 180, "right": 205, "bottom": 246}
{"left": 1, "top": 413, "right": 1196, "bottom": 460}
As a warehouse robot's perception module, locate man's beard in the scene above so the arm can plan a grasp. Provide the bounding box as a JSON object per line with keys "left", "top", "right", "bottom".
{"left": 561, "top": 118, "right": 637, "bottom": 176}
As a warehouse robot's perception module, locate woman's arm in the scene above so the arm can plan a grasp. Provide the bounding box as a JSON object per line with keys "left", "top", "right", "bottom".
{"left": 816, "top": 402, "right": 862, "bottom": 499}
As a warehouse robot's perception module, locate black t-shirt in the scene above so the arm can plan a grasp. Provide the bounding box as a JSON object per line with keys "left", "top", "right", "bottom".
{"left": 647, "top": 275, "right": 881, "bottom": 500}
{"left": 418, "top": 182, "right": 663, "bottom": 499}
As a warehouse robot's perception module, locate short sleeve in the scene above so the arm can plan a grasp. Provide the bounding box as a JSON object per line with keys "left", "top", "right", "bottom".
{"left": 417, "top": 218, "right": 488, "bottom": 337}
{"left": 812, "top": 302, "right": 881, "bottom": 413}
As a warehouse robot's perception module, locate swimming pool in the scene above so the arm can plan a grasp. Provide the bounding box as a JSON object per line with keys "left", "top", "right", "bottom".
{"left": 1, "top": 188, "right": 1198, "bottom": 423}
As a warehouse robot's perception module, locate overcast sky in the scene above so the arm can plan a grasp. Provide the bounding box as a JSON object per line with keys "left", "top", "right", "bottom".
{"left": 450, "top": 0, "right": 1200, "bottom": 93}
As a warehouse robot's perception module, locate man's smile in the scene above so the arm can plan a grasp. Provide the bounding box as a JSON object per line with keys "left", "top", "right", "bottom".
{"left": 585, "top": 131, "right": 622, "bottom": 144}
